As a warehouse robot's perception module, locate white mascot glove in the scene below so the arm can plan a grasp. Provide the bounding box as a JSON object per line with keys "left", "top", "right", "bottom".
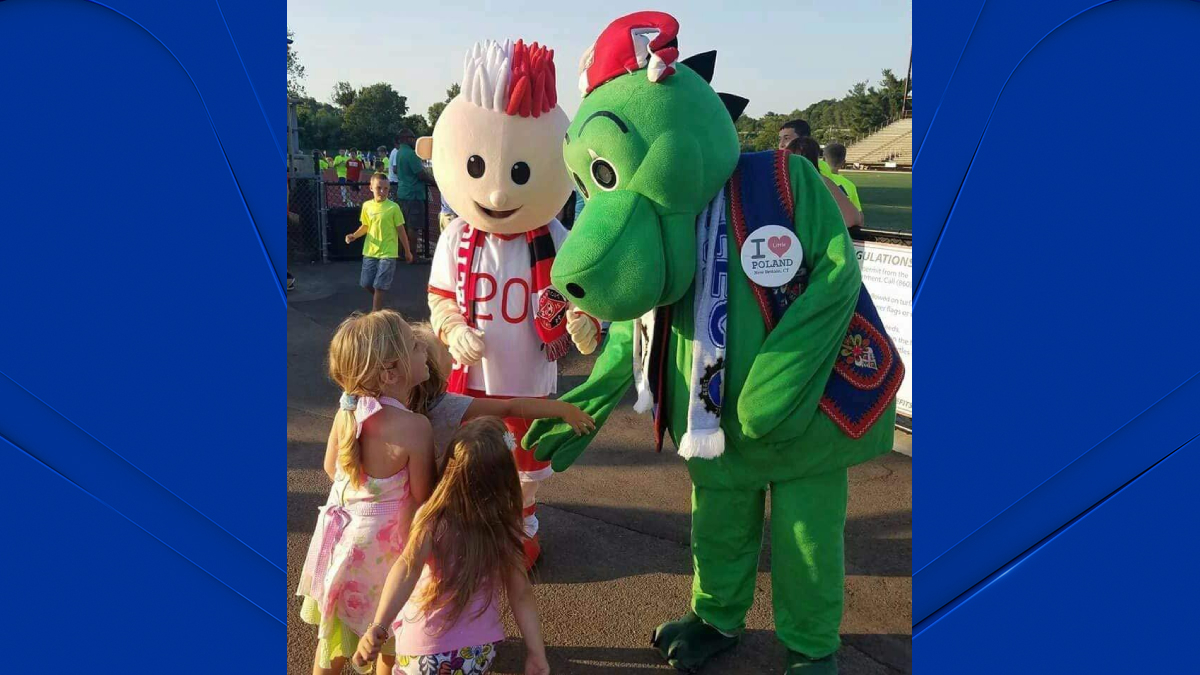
{"left": 429, "top": 294, "right": 486, "bottom": 366}
{"left": 566, "top": 307, "right": 599, "bottom": 355}
{"left": 447, "top": 325, "right": 486, "bottom": 366}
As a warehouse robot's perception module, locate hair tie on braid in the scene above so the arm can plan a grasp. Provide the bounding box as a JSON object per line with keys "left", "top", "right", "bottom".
{"left": 339, "top": 392, "right": 358, "bottom": 411}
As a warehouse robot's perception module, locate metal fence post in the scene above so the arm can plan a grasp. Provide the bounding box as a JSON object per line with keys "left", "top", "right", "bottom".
{"left": 318, "top": 179, "right": 329, "bottom": 264}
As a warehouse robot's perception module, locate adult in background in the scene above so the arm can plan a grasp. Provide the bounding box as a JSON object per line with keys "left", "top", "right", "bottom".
{"left": 778, "top": 119, "right": 832, "bottom": 177}
{"left": 389, "top": 128, "right": 436, "bottom": 258}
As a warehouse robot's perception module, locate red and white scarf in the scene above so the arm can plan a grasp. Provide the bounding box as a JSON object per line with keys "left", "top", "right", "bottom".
{"left": 447, "top": 223, "right": 572, "bottom": 392}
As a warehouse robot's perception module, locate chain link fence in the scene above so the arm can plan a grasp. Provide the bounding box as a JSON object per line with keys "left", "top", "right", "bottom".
{"left": 287, "top": 177, "right": 325, "bottom": 264}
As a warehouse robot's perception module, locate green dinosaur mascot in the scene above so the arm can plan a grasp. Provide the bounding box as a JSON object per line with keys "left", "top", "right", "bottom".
{"left": 525, "top": 11, "right": 904, "bottom": 674}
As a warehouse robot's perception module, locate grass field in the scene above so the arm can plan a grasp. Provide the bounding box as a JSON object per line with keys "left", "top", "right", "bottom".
{"left": 845, "top": 170, "right": 911, "bottom": 233}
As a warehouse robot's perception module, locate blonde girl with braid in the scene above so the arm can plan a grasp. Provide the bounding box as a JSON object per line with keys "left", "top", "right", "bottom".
{"left": 297, "top": 310, "right": 436, "bottom": 675}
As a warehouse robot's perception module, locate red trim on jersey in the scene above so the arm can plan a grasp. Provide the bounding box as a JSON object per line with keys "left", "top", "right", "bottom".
{"left": 427, "top": 285, "right": 456, "bottom": 300}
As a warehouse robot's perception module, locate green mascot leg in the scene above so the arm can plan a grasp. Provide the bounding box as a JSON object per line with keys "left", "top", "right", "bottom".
{"left": 691, "top": 485, "right": 766, "bottom": 632}
{"left": 652, "top": 486, "right": 764, "bottom": 671}
{"left": 771, "top": 468, "right": 848, "bottom": 673}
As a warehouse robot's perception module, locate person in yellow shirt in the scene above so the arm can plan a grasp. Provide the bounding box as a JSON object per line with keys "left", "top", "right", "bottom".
{"left": 785, "top": 137, "right": 864, "bottom": 231}
{"left": 345, "top": 173, "right": 414, "bottom": 312}
{"left": 822, "top": 143, "right": 864, "bottom": 230}
{"left": 376, "top": 145, "right": 389, "bottom": 174}
{"left": 333, "top": 149, "right": 349, "bottom": 181}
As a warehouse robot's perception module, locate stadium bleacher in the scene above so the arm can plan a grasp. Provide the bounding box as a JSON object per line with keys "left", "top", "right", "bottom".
{"left": 846, "top": 117, "right": 912, "bottom": 167}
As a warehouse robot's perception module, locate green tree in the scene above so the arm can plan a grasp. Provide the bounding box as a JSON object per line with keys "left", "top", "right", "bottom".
{"left": 332, "top": 81, "right": 357, "bottom": 108}
{"left": 296, "top": 96, "right": 343, "bottom": 152}
{"left": 402, "top": 114, "right": 431, "bottom": 137}
{"left": 426, "top": 82, "right": 461, "bottom": 130}
{"left": 748, "top": 112, "right": 788, "bottom": 151}
{"left": 875, "top": 68, "right": 907, "bottom": 122}
{"left": 287, "top": 29, "right": 306, "bottom": 97}
{"left": 734, "top": 113, "right": 762, "bottom": 152}
{"left": 342, "top": 83, "right": 409, "bottom": 149}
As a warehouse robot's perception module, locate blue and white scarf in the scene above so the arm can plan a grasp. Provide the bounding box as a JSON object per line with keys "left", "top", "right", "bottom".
{"left": 632, "top": 190, "right": 729, "bottom": 459}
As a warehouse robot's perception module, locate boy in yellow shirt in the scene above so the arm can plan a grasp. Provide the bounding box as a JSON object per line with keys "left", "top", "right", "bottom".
{"left": 345, "top": 173, "right": 414, "bottom": 312}
{"left": 822, "top": 143, "right": 864, "bottom": 218}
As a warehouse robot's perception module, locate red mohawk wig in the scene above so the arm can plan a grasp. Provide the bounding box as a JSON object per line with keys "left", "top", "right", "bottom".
{"left": 505, "top": 40, "right": 557, "bottom": 118}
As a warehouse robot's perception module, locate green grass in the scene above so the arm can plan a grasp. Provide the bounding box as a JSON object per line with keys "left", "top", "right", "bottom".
{"left": 844, "top": 170, "right": 911, "bottom": 233}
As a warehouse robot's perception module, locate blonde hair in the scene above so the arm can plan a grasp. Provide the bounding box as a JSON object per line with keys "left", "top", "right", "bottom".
{"left": 400, "top": 417, "right": 525, "bottom": 633}
{"left": 370, "top": 172, "right": 388, "bottom": 185}
{"left": 327, "top": 310, "right": 416, "bottom": 487}
{"left": 407, "top": 322, "right": 450, "bottom": 416}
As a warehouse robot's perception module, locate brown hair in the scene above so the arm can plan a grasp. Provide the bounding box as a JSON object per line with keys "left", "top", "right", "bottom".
{"left": 823, "top": 142, "right": 847, "bottom": 167}
{"left": 786, "top": 137, "right": 822, "bottom": 171}
{"left": 406, "top": 322, "right": 450, "bottom": 416}
{"left": 399, "top": 417, "right": 525, "bottom": 633}
{"left": 370, "top": 172, "right": 389, "bottom": 185}
{"left": 327, "top": 310, "right": 416, "bottom": 487}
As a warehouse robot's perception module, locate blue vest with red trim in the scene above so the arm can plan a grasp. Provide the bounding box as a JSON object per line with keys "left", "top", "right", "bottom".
{"left": 729, "top": 151, "right": 903, "bottom": 439}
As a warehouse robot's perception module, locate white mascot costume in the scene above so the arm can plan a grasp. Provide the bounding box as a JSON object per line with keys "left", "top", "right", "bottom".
{"left": 421, "top": 39, "right": 599, "bottom": 568}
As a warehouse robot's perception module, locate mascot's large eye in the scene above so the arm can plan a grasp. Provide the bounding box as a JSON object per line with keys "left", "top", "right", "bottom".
{"left": 511, "top": 162, "right": 531, "bottom": 185}
{"left": 572, "top": 172, "right": 589, "bottom": 200}
{"left": 467, "top": 155, "right": 486, "bottom": 179}
{"left": 590, "top": 158, "right": 618, "bottom": 191}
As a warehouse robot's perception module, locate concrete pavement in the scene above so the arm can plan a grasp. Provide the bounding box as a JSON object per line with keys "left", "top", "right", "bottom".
{"left": 286, "top": 260, "right": 911, "bottom": 674}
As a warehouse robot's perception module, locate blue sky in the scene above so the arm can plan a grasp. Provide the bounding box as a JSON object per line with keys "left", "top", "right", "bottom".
{"left": 287, "top": 0, "right": 911, "bottom": 119}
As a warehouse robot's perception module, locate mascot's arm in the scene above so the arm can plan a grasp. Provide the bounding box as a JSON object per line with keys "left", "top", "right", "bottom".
{"left": 526, "top": 319, "right": 634, "bottom": 471}
{"left": 738, "top": 156, "right": 861, "bottom": 440}
{"left": 429, "top": 293, "right": 485, "bottom": 366}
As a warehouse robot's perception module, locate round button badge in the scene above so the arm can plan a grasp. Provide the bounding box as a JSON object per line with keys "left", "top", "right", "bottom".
{"left": 739, "top": 225, "right": 803, "bottom": 287}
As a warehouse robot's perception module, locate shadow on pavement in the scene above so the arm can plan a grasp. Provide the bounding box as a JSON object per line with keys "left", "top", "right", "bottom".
{"left": 488, "top": 631, "right": 911, "bottom": 674}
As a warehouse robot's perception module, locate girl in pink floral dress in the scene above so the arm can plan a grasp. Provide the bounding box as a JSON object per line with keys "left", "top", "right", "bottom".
{"left": 298, "top": 310, "right": 437, "bottom": 675}
{"left": 353, "top": 417, "right": 550, "bottom": 675}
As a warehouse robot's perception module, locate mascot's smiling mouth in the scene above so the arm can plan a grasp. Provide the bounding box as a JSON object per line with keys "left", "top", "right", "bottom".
{"left": 475, "top": 202, "right": 522, "bottom": 219}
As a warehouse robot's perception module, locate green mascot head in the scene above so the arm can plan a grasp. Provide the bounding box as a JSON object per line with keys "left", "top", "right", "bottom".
{"left": 553, "top": 11, "right": 748, "bottom": 320}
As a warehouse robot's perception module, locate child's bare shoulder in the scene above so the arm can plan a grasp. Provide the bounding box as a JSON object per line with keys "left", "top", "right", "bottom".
{"left": 381, "top": 407, "right": 433, "bottom": 447}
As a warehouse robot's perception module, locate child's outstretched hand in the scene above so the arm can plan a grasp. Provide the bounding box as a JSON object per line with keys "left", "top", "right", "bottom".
{"left": 525, "top": 651, "right": 550, "bottom": 675}
{"left": 345, "top": 233, "right": 356, "bottom": 245}
{"left": 561, "top": 404, "right": 595, "bottom": 436}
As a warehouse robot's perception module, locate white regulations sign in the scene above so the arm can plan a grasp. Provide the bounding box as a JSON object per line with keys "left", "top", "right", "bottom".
{"left": 853, "top": 240, "right": 912, "bottom": 419}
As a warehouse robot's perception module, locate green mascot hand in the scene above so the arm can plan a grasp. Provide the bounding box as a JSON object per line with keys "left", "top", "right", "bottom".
{"left": 526, "top": 416, "right": 596, "bottom": 472}
{"left": 526, "top": 320, "right": 637, "bottom": 472}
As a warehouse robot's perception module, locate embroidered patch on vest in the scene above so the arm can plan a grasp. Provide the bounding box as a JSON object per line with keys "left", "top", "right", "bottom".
{"left": 834, "top": 313, "right": 894, "bottom": 390}
{"left": 818, "top": 287, "right": 905, "bottom": 439}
